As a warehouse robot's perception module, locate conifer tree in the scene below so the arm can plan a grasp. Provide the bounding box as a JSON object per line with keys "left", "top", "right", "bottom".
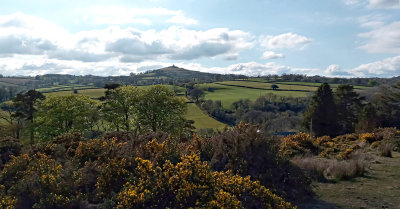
{"left": 335, "top": 84, "right": 362, "bottom": 135}
{"left": 303, "top": 83, "right": 339, "bottom": 137}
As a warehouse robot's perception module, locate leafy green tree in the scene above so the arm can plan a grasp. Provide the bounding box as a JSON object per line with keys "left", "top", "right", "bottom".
{"left": 136, "top": 85, "right": 186, "bottom": 134}
{"left": 35, "top": 95, "right": 99, "bottom": 140}
{"left": 12, "top": 90, "right": 45, "bottom": 143}
{"left": 303, "top": 83, "right": 339, "bottom": 137}
{"left": 189, "top": 87, "right": 205, "bottom": 103}
{"left": 101, "top": 86, "right": 143, "bottom": 131}
{"left": 334, "top": 84, "right": 362, "bottom": 135}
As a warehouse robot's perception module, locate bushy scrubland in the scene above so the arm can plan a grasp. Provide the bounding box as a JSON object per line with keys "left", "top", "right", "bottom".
{"left": 0, "top": 124, "right": 304, "bottom": 209}
{"left": 281, "top": 128, "right": 400, "bottom": 182}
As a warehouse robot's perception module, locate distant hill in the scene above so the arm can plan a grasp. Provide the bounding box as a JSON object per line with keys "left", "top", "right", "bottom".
{"left": 137, "top": 65, "right": 245, "bottom": 83}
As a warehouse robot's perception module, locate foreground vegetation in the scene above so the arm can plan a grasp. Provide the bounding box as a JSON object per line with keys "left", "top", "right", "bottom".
{"left": 0, "top": 124, "right": 303, "bottom": 209}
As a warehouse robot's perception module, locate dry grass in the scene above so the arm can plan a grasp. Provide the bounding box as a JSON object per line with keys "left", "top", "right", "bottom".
{"left": 292, "top": 153, "right": 373, "bottom": 181}
{"left": 312, "top": 152, "right": 400, "bottom": 208}
{"left": 378, "top": 143, "right": 395, "bottom": 157}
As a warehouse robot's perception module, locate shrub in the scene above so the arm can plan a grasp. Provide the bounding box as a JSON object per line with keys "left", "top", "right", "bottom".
{"left": 0, "top": 153, "right": 72, "bottom": 209}
{"left": 315, "top": 136, "right": 331, "bottom": 146}
{"left": 279, "top": 133, "right": 318, "bottom": 157}
{"left": 0, "top": 185, "right": 17, "bottom": 209}
{"left": 359, "top": 133, "right": 377, "bottom": 143}
{"left": 0, "top": 137, "right": 21, "bottom": 169}
{"left": 196, "top": 123, "right": 313, "bottom": 204}
{"left": 116, "top": 154, "right": 294, "bottom": 209}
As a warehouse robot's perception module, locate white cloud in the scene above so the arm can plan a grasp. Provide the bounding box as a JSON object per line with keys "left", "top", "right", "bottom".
{"left": 343, "top": 0, "right": 363, "bottom": 5}
{"left": 259, "top": 33, "right": 311, "bottom": 50}
{"left": 368, "top": 0, "right": 400, "bottom": 8}
{"left": 358, "top": 14, "right": 386, "bottom": 28}
{"left": 177, "top": 62, "right": 314, "bottom": 76}
{"left": 76, "top": 6, "right": 197, "bottom": 25}
{"left": 261, "top": 51, "right": 285, "bottom": 59}
{"left": 358, "top": 21, "right": 400, "bottom": 54}
{"left": 0, "top": 13, "right": 253, "bottom": 64}
{"left": 166, "top": 14, "right": 198, "bottom": 25}
{"left": 324, "top": 64, "right": 351, "bottom": 76}
{"left": 349, "top": 56, "right": 400, "bottom": 77}
{"left": 343, "top": 0, "right": 400, "bottom": 8}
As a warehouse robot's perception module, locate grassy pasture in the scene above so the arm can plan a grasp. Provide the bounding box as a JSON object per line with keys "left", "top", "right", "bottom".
{"left": 185, "top": 103, "right": 226, "bottom": 130}
{"left": 45, "top": 88, "right": 106, "bottom": 98}
{"left": 244, "top": 79, "right": 368, "bottom": 89}
{"left": 217, "top": 80, "right": 317, "bottom": 91}
{"left": 198, "top": 83, "right": 310, "bottom": 108}
{"left": 37, "top": 84, "right": 96, "bottom": 93}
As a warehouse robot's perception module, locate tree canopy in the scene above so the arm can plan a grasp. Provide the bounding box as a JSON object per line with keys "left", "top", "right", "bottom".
{"left": 35, "top": 95, "right": 99, "bottom": 140}
{"left": 136, "top": 85, "right": 187, "bottom": 134}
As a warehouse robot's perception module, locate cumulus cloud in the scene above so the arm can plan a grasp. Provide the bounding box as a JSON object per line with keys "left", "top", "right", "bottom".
{"left": 358, "top": 21, "right": 400, "bottom": 54}
{"left": 261, "top": 51, "right": 285, "bottom": 59}
{"left": 187, "top": 62, "right": 321, "bottom": 76}
{"left": 259, "top": 33, "right": 311, "bottom": 50}
{"left": 324, "top": 64, "right": 351, "bottom": 76}
{"left": 0, "top": 13, "right": 253, "bottom": 65}
{"left": 349, "top": 56, "right": 400, "bottom": 77}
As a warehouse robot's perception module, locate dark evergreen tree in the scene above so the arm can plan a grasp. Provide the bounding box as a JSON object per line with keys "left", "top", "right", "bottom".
{"left": 303, "top": 83, "right": 339, "bottom": 137}
{"left": 356, "top": 103, "right": 378, "bottom": 132}
{"left": 334, "top": 84, "right": 362, "bottom": 135}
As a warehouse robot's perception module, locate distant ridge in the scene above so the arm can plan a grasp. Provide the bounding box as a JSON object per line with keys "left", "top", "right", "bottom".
{"left": 139, "top": 65, "right": 241, "bottom": 82}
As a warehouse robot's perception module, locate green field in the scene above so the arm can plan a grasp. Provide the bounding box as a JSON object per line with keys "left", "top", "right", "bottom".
{"left": 217, "top": 80, "right": 318, "bottom": 91}
{"left": 185, "top": 103, "right": 226, "bottom": 130}
{"left": 198, "top": 83, "right": 310, "bottom": 108}
{"left": 45, "top": 88, "right": 106, "bottom": 98}
{"left": 37, "top": 84, "right": 97, "bottom": 93}
{"left": 245, "top": 79, "right": 368, "bottom": 89}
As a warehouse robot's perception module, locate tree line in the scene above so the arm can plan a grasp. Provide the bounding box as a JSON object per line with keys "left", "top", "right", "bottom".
{"left": 0, "top": 85, "right": 188, "bottom": 143}
{"left": 304, "top": 83, "right": 400, "bottom": 137}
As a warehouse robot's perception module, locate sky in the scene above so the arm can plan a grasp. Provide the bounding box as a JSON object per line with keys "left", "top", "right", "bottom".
{"left": 0, "top": 0, "right": 400, "bottom": 77}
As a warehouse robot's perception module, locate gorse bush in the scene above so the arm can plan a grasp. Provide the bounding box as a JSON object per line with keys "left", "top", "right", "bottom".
{"left": 0, "top": 128, "right": 296, "bottom": 208}
{"left": 117, "top": 154, "right": 294, "bottom": 209}
{"left": 0, "top": 136, "right": 21, "bottom": 169}
{"left": 0, "top": 153, "right": 72, "bottom": 209}
{"left": 188, "top": 123, "right": 313, "bottom": 204}
{"left": 279, "top": 133, "right": 318, "bottom": 158}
